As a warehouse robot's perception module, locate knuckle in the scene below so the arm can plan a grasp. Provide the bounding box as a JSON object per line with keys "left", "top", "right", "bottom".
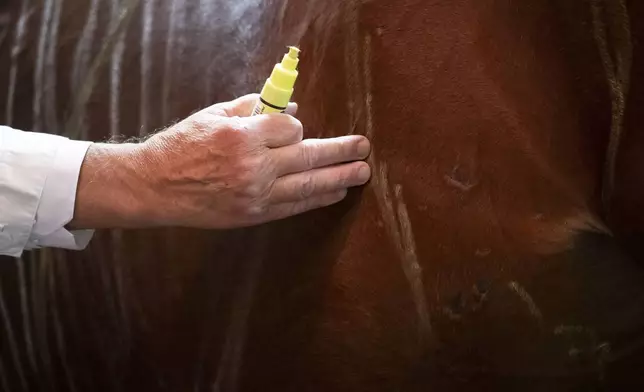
{"left": 329, "top": 140, "right": 350, "bottom": 161}
{"left": 334, "top": 137, "right": 360, "bottom": 159}
{"left": 229, "top": 184, "right": 269, "bottom": 217}
{"left": 349, "top": 164, "right": 366, "bottom": 184}
{"left": 187, "top": 114, "right": 214, "bottom": 133}
{"left": 217, "top": 119, "right": 244, "bottom": 139}
{"left": 244, "top": 203, "right": 269, "bottom": 217}
{"left": 234, "top": 156, "right": 272, "bottom": 199}
{"left": 287, "top": 116, "right": 304, "bottom": 141}
{"left": 336, "top": 170, "right": 352, "bottom": 188}
{"left": 243, "top": 182, "right": 265, "bottom": 199}
{"left": 225, "top": 112, "right": 245, "bottom": 127}
{"left": 210, "top": 116, "right": 251, "bottom": 143}
{"left": 327, "top": 168, "right": 351, "bottom": 189}
{"left": 299, "top": 143, "right": 317, "bottom": 170}
{"left": 298, "top": 175, "right": 316, "bottom": 199}
{"left": 236, "top": 167, "right": 262, "bottom": 196}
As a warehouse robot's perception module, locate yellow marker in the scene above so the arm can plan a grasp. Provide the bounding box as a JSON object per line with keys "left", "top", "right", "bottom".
{"left": 252, "top": 46, "right": 300, "bottom": 116}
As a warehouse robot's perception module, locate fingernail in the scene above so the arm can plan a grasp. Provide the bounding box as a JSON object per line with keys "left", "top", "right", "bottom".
{"left": 357, "top": 164, "right": 372, "bottom": 183}
{"left": 357, "top": 138, "right": 371, "bottom": 157}
{"left": 286, "top": 102, "right": 298, "bottom": 116}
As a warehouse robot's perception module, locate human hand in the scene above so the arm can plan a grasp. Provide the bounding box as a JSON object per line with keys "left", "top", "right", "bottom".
{"left": 71, "top": 94, "right": 371, "bottom": 229}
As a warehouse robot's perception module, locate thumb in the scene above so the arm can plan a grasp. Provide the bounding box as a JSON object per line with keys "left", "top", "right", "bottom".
{"left": 206, "top": 93, "right": 298, "bottom": 118}
{"left": 206, "top": 93, "right": 260, "bottom": 117}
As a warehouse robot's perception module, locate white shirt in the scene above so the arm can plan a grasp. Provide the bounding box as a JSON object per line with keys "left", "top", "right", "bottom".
{"left": 0, "top": 125, "right": 95, "bottom": 257}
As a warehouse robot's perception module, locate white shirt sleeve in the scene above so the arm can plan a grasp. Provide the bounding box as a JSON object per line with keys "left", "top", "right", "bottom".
{"left": 0, "top": 125, "right": 95, "bottom": 258}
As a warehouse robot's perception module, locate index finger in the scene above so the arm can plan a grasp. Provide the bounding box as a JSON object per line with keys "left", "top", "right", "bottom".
{"left": 241, "top": 114, "right": 304, "bottom": 148}
{"left": 272, "top": 135, "right": 371, "bottom": 176}
{"left": 206, "top": 94, "right": 298, "bottom": 118}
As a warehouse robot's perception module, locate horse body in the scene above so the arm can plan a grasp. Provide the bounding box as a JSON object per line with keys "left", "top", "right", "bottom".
{"left": 1, "top": 0, "right": 644, "bottom": 390}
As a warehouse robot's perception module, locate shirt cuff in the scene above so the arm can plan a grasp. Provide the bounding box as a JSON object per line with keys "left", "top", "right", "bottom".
{"left": 26, "top": 138, "right": 95, "bottom": 252}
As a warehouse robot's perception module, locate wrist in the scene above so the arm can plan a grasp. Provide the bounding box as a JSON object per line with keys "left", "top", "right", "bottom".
{"left": 69, "top": 142, "right": 156, "bottom": 229}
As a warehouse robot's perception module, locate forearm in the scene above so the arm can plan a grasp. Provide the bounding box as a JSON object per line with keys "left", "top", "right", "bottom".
{"left": 69, "top": 143, "right": 156, "bottom": 230}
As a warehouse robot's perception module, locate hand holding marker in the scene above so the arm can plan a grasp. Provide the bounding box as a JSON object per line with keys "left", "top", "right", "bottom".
{"left": 253, "top": 46, "right": 300, "bottom": 115}
{"left": 224, "top": 45, "right": 370, "bottom": 224}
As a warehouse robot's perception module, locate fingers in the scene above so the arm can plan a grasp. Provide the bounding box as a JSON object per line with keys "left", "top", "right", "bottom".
{"left": 269, "top": 161, "right": 371, "bottom": 204}
{"left": 266, "top": 190, "right": 348, "bottom": 222}
{"left": 206, "top": 94, "right": 259, "bottom": 117}
{"left": 204, "top": 95, "right": 302, "bottom": 148}
{"left": 242, "top": 114, "right": 304, "bottom": 148}
{"left": 272, "top": 135, "right": 371, "bottom": 177}
{"left": 206, "top": 94, "right": 298, "bottom": 118}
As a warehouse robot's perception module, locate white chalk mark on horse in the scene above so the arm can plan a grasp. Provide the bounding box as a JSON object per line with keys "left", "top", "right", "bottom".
{"left": 394, "top": 184, "right": 433, "bottom": 341}
{"left": 508, "top": 281, "right": 543, "bottom": 324}
{"left": 363, "top": 33, "right": 374, "bottom": 140}
{"left": 371, "top": 163, "right": 432, "bottom": 342}
{"left": 356, "top": 25, "right": 432, "bottom": 342}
